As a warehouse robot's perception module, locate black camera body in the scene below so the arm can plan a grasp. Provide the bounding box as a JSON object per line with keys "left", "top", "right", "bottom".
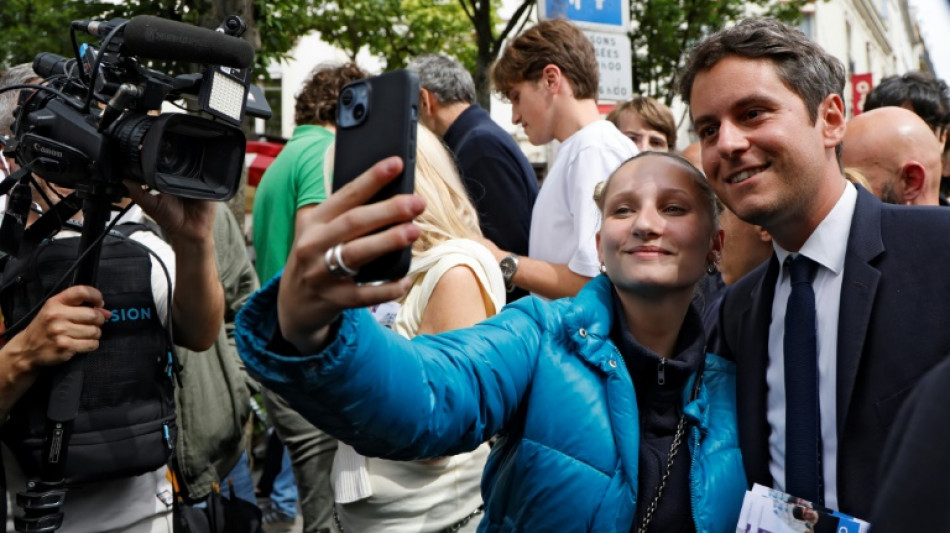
{"left": 7, "top": 15, "right": 261, "bottom": 201}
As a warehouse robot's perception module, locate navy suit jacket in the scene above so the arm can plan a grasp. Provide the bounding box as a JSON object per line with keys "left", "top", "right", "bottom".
{"left": 870, "top": 354, "right": 950, "bottom": 531}
{"left": 443, "top": 105, "right": 538, "bottom": 303}
{"left": 716, "top": 185, "right": 950, "bottom": 519}
{"left": 442, "top": 104, "right": 537, "bottom": 258}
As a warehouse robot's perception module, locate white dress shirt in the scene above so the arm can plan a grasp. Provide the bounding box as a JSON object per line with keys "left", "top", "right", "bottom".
{"left": 767, "top": 182, "right": 857, "bottom": 510}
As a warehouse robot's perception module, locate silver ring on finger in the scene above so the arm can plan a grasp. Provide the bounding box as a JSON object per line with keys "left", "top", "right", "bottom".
{"left": 325, "top": 243, "right": 358, "bottom": 279}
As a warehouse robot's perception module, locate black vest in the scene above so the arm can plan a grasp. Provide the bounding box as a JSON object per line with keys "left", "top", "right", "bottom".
{"left": 0, "top": 224, "right": 177, "bottom": 485}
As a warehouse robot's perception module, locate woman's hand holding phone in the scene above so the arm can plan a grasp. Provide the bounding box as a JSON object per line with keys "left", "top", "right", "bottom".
{"left": 277, "top": 156, "right": 426, "bottom": 354}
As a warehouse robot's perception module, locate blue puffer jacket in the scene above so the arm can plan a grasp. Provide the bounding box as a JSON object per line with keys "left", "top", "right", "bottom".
{"left": 236, "top": 274, "right": 746, "bottom": 532}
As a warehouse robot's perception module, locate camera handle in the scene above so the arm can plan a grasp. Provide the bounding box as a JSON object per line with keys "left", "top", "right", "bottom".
{"left": 15, "top": 190, "right": 115, "bottom": 533}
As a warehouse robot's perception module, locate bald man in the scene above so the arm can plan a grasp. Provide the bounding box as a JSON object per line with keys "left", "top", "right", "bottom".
{"left": 842, "top": 107, "right": 944, "bottom": 205}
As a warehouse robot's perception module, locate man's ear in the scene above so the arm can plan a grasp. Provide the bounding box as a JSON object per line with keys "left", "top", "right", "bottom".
{"left": 420, "top": 88, "right": 434, "bottom": 113}
{"left": 541, "top": 64, "right": 563, "bottom": 95}
{"left": 755, "top": 226, "right": 773, "bottom": 244}
{"left": 900, "top": 162, "right": 926, "bottom": 203}
{"left": 819, "top": 93, "right": 847, "bottom": 149}
{"left": 418, "top": 88, "right": 439, "bottom": 130}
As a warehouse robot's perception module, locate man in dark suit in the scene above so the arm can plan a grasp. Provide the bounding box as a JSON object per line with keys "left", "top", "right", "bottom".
{"left": 407, "top": 54, "right": 538, "bottom": 302}
{"left": 677, "top": 18, "right": 950, "bottom": 520}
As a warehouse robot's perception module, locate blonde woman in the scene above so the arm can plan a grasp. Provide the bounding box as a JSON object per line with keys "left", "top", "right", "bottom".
{"left": 329, "top": 125, "right": 505, "bottom": 532}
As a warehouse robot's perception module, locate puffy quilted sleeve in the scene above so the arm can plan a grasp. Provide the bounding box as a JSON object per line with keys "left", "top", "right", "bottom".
{"left": 236, "top": 273, "right": 546, "bottom": 460}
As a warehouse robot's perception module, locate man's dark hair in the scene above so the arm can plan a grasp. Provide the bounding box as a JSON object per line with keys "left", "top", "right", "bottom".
{"left": 678, "top": 18, "right": 846, "bottom": 124}
{"left": 294, "top": 62, "right": 368, "bottom": 126}
{"left": 863, "top": 72, "right": 950, "bottom": 136}
{"left": 407, "top": 54, "right": 476, "bottom": 105}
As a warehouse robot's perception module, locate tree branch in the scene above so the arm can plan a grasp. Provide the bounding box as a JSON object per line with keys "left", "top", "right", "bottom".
{"left": 492, "top": 0, "right": 534, "bottom": 56}
{"left": 457, "top": 0, "right": 476, "bottom": 24}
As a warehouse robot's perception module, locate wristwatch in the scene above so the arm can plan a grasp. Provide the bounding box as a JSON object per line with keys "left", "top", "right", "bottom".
{"left": 499, "top": 253, "right": 520, "bottom": 293}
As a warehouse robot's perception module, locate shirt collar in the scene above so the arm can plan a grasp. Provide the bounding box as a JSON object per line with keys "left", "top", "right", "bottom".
{"left": 773, "top": 181, "right": 857, "bottom": 276}
{"left": 442, "top": 104, "right": 479, "bottom": 147}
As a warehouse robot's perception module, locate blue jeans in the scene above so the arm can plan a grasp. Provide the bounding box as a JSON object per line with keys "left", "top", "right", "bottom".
{"left": 220, "top": 451, "right": 257, "bottom": 505}
{"left": 270, "top": 447, "right": 298, "bottom": 517}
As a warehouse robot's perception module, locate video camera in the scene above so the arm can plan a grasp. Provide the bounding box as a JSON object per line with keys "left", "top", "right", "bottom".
{"left": 3, "top": 14, "right": 267, "bottom": 202}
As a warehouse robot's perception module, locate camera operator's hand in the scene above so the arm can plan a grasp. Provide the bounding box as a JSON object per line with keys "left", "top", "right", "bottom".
{"left": 123, "top": 181, "right": 223, "bottom": 351}
{"left": 0, "top": 285, "right": 110, "bottom": 418}
{"left": 278, "top": 157, "right": 425, "bottom": 354}
{"left": 122, "top": 182, "right": 216, "bottom": 247}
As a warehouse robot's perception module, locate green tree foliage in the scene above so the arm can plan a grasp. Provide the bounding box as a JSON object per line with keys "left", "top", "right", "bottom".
{"left": 457, "top": 0, "right": 535, "bottom": 108}
{"left": 309, "top": 0, "right": 477, "bottom": 73}
{"left": 96, "top": 0, "right": 314, "bottom": 76}
{"left": 0, "top": 0, "right": 107, "bottom": 69}
{"left": 0, "top": 0, "right": 316, "bottom": 76}
{"left": 311, "top": 0, "right": 537, "bottom": 108}
{"left": 1, "top": 0, "right": 537, "bottom": 111}
{"left": 630, "top": 0, "right": 809, "bottom": 105}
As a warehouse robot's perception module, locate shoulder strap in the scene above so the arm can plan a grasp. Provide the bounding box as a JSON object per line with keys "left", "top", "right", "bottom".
{"left": 110, "top": 221, "right": 181, "bottom": 385}
{"left": 110, "top": 219, "right": 165, "bottom": 241}
{"left": 20, "top": 191, "right": 83, "bottom": 254}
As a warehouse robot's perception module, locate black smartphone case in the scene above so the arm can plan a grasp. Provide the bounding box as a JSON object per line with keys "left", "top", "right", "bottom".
{"left": 333, "top": 70, "right": 419, "bottom": 283}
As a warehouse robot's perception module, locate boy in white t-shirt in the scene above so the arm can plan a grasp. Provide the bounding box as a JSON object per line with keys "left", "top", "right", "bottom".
{"left": 482, "top": 19, "right": 637, "bottom": 299}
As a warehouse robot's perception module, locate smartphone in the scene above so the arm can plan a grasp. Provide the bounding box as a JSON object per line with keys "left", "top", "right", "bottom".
{"left": 333, "top": 70, "right": 419, "bottom": 283}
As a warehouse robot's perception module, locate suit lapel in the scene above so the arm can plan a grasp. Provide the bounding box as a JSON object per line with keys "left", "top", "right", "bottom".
{"left": 735, "top": 255, "right": 780, "bottom": 485}
{"left": 836, "top": 187, "right": 884, "bottom": 432}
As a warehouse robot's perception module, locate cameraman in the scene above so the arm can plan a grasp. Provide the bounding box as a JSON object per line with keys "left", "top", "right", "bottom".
{"left": 0, "top": 65, "right": 223, "bottom": 532}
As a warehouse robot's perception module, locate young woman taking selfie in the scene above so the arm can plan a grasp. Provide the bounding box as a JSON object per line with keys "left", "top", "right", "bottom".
{"left": 236, "top": 151, "right": 747, "bottom": 533}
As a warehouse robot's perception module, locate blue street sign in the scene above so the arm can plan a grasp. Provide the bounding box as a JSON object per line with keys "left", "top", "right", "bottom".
{"left": 540, "top": 0, "right": 628, "bottom": 30}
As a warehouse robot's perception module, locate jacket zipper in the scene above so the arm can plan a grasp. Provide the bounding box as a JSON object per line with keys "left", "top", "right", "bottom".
{"left": 688, "top": 367, "right": 705, "bottom": 532}
{"left": 689, "top": 419, "right": 702, "bottom": 532}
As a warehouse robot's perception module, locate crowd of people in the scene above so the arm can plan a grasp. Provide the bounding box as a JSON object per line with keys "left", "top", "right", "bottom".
{"left": 1, "top": 13, "right": 950, "bottom": 533}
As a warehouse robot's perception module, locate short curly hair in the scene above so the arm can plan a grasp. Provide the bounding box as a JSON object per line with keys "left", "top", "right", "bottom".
{"left": 294, "top": 62, "right": 368, "bottom": 126}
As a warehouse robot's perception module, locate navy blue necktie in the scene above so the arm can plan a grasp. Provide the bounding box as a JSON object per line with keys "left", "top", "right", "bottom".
{"left": 784, "top": 255, "right": 822, "bottom": 504}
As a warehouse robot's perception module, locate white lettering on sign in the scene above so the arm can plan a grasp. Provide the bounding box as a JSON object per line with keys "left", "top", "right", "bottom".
{"left": 583, "top": 30, "right": 632, "bottom": 102}
{"left": 570, "top": 0, "right": 607, "bottom": 9}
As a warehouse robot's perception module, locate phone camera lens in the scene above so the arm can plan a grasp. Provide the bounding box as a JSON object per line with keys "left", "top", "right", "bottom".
{"left": 353, "top": 103, "right": 366, "bottom": 120}
{"left": 341, "top": 88, "right": 355, "bottom": 106}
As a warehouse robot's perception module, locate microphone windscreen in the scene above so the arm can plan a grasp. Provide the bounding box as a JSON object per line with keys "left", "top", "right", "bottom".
{"left": 123, "top": 16, "right": 254, "bottom": 69}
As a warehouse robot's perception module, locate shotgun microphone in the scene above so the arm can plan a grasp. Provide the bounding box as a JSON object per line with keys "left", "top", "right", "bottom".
{"left": 122, "top": 16, "right": 254, "bottom": 69}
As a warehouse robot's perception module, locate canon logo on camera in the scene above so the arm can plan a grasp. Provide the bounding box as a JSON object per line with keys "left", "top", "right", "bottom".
{"left": 32, "top": 142, "right": 64, "bottom": 160}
